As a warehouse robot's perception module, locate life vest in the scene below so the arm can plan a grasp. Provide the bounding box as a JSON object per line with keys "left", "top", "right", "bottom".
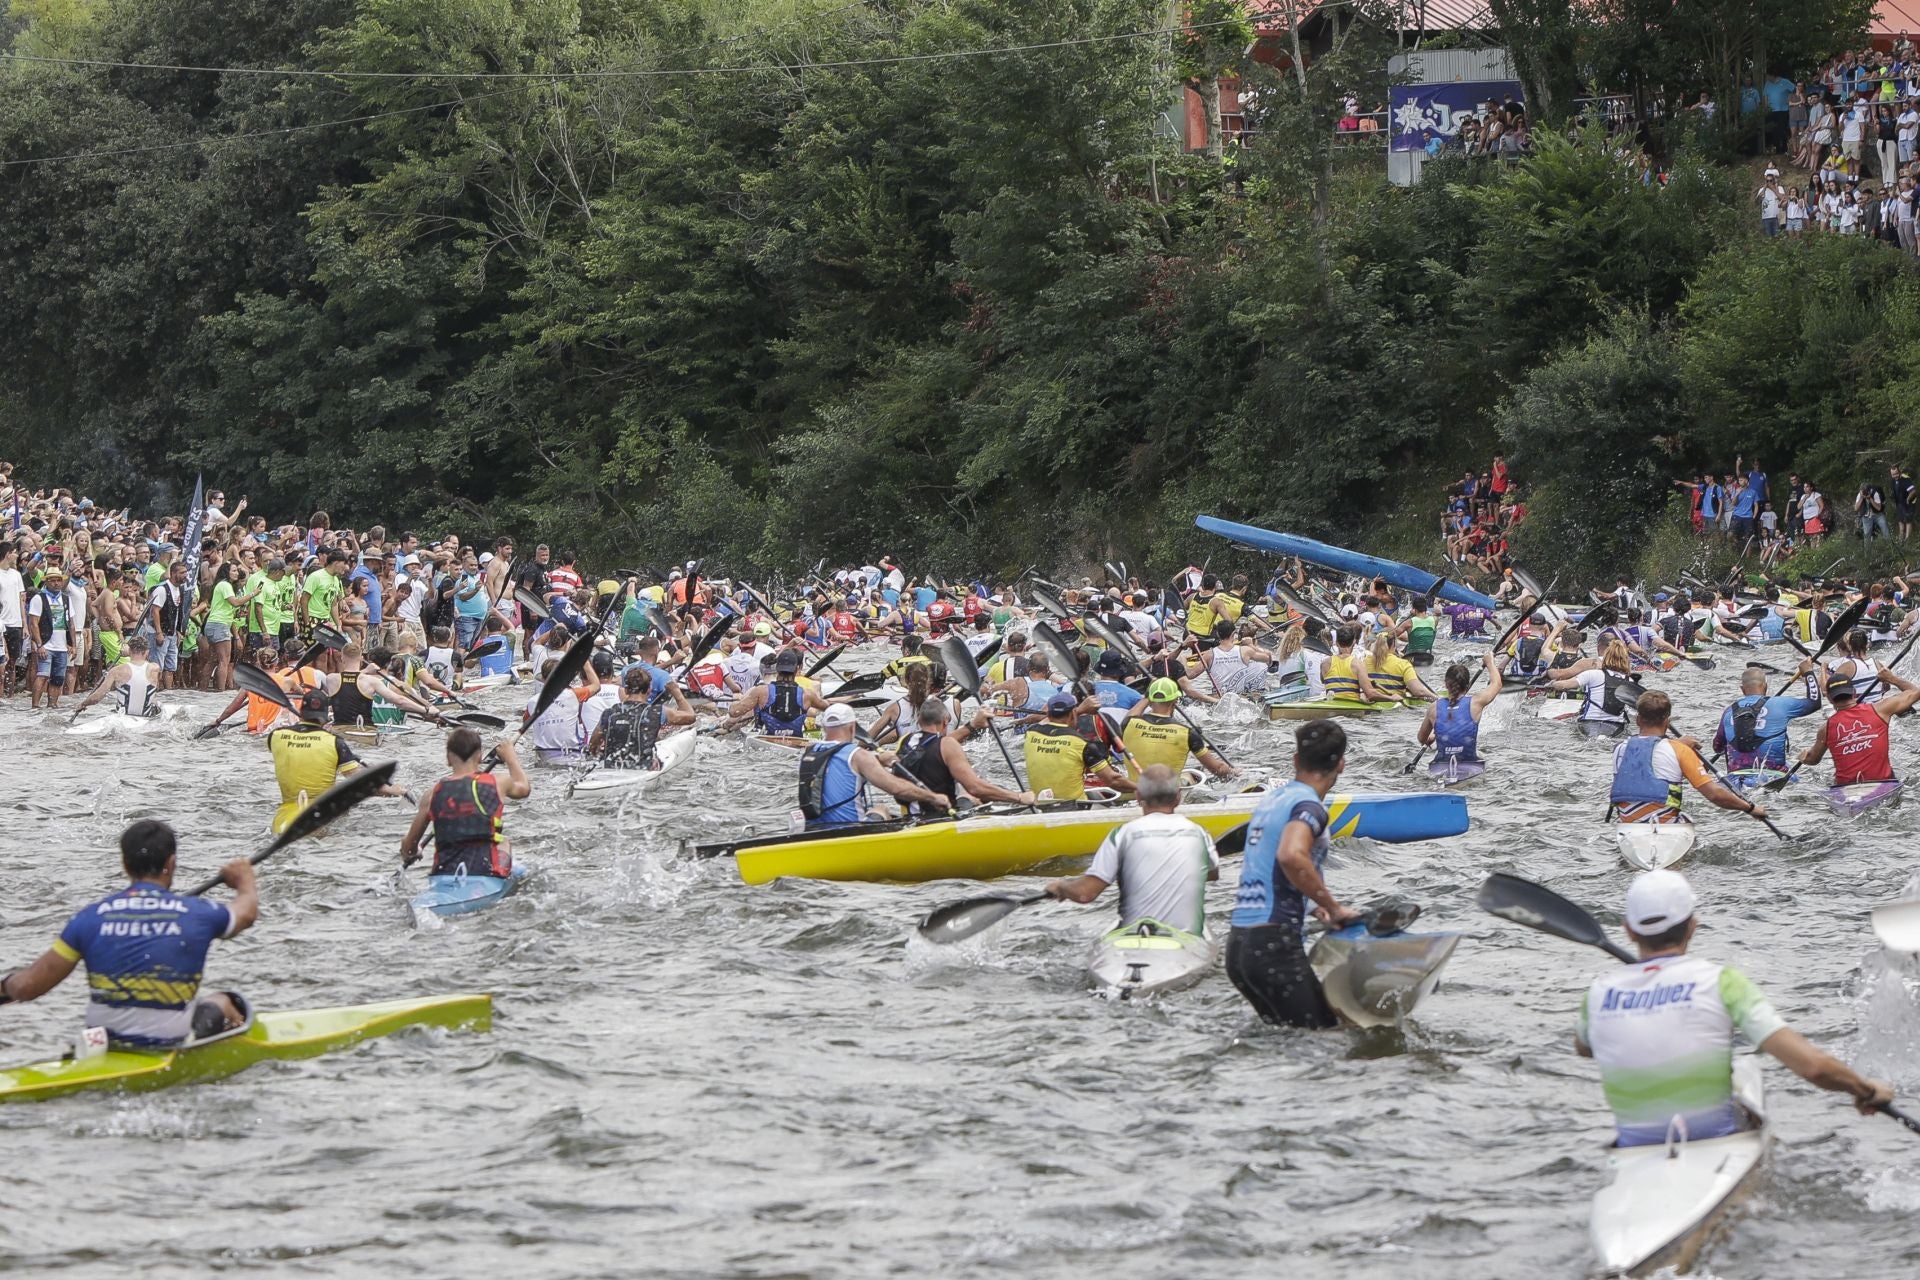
{"left": 1405, "top": 615, "right": 1436, "bottom": 655}
{"left": 1828, "top": 703, "right": 1893, "bottom": 784}
{"left": 1023, "top": 723, "right": 1092, "bottom": 802}
{"left": 249, "top": 667, "right": 322, "bottom": 734}
{"left": 1184, "top": 593, "right": 1219, "bottom": 641}
{"left": 331, "top": 668, "right": 376, "bottom": 728}
{"left": 687, "top": 660, "right": 728, "bottom": 698}
{"left": 1729, "top": 695, "right": 1765, "bottom": 753}
{"left": 1609, "top": 736, "right": 1683, "bottom": 820}
{"left": 1434, "top": 695, "right": 1479, "bottom": 763}
{"left": 755, "top": 679, "right": 809, "bottom": 735}
{"left": 798, "top": 741, "right": 863, "bottom": 825}
{"left": 1120, "top": 714, "right": 1196, "bottom": 779}
{"left": 429, "top": 773, "right": 510, "bottom": 877}
{"left": 1507, "top": 635, "right": 1545, "bottom": 676}
{"left": 598, "top": 701, "right": 663, "bottom": 769}
{"left": 1323, "top": 654, "right": 1363, "bottom": 698}
{"left": 898, "top": 729, "right": 957, "bottom": 805}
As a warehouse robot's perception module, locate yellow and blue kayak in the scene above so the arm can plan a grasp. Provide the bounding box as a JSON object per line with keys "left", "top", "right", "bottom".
{"left": 1266, "top": 698, "right": 1427, "bottom": 721}
{"left": 720, "top": 792, "right": 1469, "bottom": 884}
{"left": 0, "top": 993, "right": 492, "bottom": 1104}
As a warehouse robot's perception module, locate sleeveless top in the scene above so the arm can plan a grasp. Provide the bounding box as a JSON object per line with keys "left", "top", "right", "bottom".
{"left": 598, "top": 701, "right": 663, "bottom": 769}
{"left": 331, "top": 668, "right": 376, "bottom": 728}
{"left": 897, "top": 730, "right": 957, "bottom": 805}
{"left": 429, "top": 773, "right": 510, "bottom": 877}
{"left": 755, "top": 679, "right": 809, "bottom": 735}
{"left": 117, "top": 660, "right": 158, "bottom": 717}
{"left": 1828, "top": 703, "right": 1893, "bottom": 784}
{"left": 1433, "top": 695, "right": 1479, "bottom": 763}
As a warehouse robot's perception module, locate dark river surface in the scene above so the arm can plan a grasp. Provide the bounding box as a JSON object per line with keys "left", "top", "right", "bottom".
{"left": 3, "top": 641, "right": 1918, "bottom": 1277}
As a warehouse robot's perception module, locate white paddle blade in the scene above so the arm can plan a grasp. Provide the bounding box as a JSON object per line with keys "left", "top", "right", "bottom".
{"left": 1870, "top": 900, "right": 1920, "bottom": 953}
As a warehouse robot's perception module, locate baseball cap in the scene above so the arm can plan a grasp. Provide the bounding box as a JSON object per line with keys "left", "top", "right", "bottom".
{"left": 754, "top": 622, "right": 773, "bottom": 637}
{"left": 1147, "top": 677, "right": 1181, "bottom": 702}
{"left": 1094, "top": 649, "right": 1128, "bottom": 676}
{"left": 1341, "top": 603, "right": 1359, "bottom": 619}
{"left": 1653, "top": 592, "right": 1670, "bottom": 603}
{"left": 819, "top": 704, "right": 856, "bottom": 728}
{"left": 775, "top": 650, "right": 801, "bottom": 672}
{"left": 1826, "top": 674, "right": 1857, "bottom": 698}
{"left": 479, "top": 552, "right": 494, "bottom": 565}
{"left": 1045, "top": 693, "right": 1078, "bottom": 715}
{"left": 1624, "top": 870, "right": 1696, "bottom": 933}
{"left": 297, "top": 690, "right": 330, "bottom": 721}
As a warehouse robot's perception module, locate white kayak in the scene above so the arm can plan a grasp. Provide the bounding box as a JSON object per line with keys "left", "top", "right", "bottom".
{"left": 1086, "top": 919, "right": 1215, "bottom": 999}
{"left": 1308, "top": 923, "right": 1460, "bottom": 1029}
{"left": 1616, "top": 823, "right": 1696, "bottom": 871}
{"left": 65, "top": 705, "right": 191, "bottom": 737}
{"left": 1591, "top": 1056, "right": 1768, "bottom": 1276}
{"left": 569, "top": 730, "right": 697, "bottom": 796}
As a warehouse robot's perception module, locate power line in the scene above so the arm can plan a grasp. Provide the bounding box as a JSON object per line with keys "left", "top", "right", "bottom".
{"left": 0, "top": 19, "right": 1233, "bottom": 82}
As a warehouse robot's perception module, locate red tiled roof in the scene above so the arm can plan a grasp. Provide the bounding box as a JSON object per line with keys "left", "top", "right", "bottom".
{"left": 1875, "top": 0, "right": 1920, "bottom": 33}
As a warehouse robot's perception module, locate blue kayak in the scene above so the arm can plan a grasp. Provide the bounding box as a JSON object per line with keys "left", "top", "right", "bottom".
{"left": 1196, "top": 515, "right": 1501, "bottom": 611}
{"left": 411, "top": 865, "right": 530, "bottom": 919}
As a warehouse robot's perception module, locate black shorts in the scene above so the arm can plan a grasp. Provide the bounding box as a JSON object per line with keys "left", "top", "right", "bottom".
{"left": 1226, "top": 924, "right": 1337, "bottom": 1029}
{"left": 4, "top": 627, "right": 21, "bottom": 667}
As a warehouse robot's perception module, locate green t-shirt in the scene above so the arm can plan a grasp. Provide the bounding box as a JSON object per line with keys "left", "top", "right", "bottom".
{"left": 143, "top": 563, "right": 166, "bottom": 591}
{"left": 207, "top": 580, "right": 237, "bottom": 627}
{"left": 619, "top": 599, "right": 650, "bottom": 642}
{"left": 303, "top": 568, "right": 342, "bottom": 622}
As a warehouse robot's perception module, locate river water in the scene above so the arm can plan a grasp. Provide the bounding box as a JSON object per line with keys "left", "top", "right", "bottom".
{"left": 3, "top": 643, "right": 1919, "bottom": 1278}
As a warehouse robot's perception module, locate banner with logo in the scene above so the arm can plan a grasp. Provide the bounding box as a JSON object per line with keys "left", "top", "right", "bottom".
{"left": 180, "top": 474, "right": 205, "bottom": 607}
{"left": 1389, "top": 81, "right": 1524, "bottom": 152}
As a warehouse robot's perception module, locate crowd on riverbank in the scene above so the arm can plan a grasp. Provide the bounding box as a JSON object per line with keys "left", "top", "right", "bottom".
{"left": 1674, "top": 460, "right": 1918, "bottom": 558}
{"left": 1440, "top": 455, "right": 1524, "bottom": 575}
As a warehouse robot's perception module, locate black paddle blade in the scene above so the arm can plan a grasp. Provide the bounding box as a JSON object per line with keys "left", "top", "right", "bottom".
{"left": 310, "top": 624, "right": 348, "bottom": 651}
{"left": 830, "top": 671, "right": 887, "bottom": 698}
{"left": 685, "top": 613, "right": 735, "bottom": 669}
{"left": 938, "top": 636, "right": 982, "bottom": 699}
{"left": 1030, "top": 621, "right": 1083, "bottom": 687}
{"left": 1215, "top": 821, "right": 1251, "bottom": 856}
{"left": 233, "top": 663, "right": 296, "bottom": 714}
{"left": 186, "top": 761, "right": 399, "bottom": 895}
{"left": 465, "top": 637, "right": 505, "bottom": 662}
{"left": 1476, "top": 873, "right": 1635, "bottom": 962}
{"left": 515, "top": 588, "right": 551, "bottom": 621}
{"left": 973, "top": 635, "right": 1003, "bottom": 667}
{"left": 452, "top": 712, "right": 508, "bottom": 730}
{"left": 916, "top": 892, "right": 1046, "bottom": 945}
{"left": 806, "top": 643, "right": 847, "bottom": 678}
{"left": 1029, "top": 582, "right": 1072, "bottom": 620}
{"left": 524, "top": 621, "right": 602, "bottom": 727}
{"left": 1080, "top": 614, "right": 1143, "bottom": 670}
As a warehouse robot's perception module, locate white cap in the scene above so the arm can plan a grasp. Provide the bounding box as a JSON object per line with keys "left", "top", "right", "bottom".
{"left": 479, "top": 552, "right": 494, "bottom": 565}
{"left": 1340, "top": 603, "right": 1359, "bottom": 618}
{"left": 1625, "top": 870, "right": 1697, "bottom": 933}
{"left": 819, "top": 704, "right": 856, "bottom": 728}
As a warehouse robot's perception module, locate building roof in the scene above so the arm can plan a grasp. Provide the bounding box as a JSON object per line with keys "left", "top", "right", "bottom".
{"left": 1875, "top": 0, "right": 1920, "bottom": 34}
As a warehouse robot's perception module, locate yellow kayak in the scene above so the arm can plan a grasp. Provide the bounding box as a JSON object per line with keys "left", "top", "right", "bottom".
{"left": 1265, "top": 698, "right": 1426, "bottom": 721}
{"left": 719, "top": 791, "right": 1469, "bottom": 884}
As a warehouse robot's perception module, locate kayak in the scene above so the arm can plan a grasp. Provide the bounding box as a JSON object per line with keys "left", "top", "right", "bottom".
{"left": 1086, "top": 919, "right": 1215, "bottom": 999}
{"left": 459, "top": 673, "right": 516, "bottom": 691}
{"left": 1261, "top": 684, "right": 1318, "bottom": 707}
{"left": 1427, "top": 757, "right": 1485, "bottom": 785}
{"left": 65, "top": 705, "right": 191, "bottom": 737}
{"left": 1827, "top": 778, "right": 1902, "bottom": 817}
{"left": 1265, "top": 698, "right": 1419, "bottom": 721}
{"left": 570, "top": 730, "right": 697, "bottom": 796}
{"left": 1576, "top": 719, "right": 1627, "bottom": 738}
{"left": 0, "top": 993, "right": 491, "bottom": 1104}
{"left": 336, "top": 724, "right": 380, "bottom": 749}
{"left": 411, "top": 865, "right": 531, "bottom": 919}
{"left": 1195, "top": 514, "right": 1502, "bottom": 610}
{"left": 1531, "top": 695, "right": 1582, "bottom": 721}
{"left": 1307, "top": 922, "right": 1460, "bottom": 1029}
{"left": 1725, "top": 766, "right": 1791, "bottom": 792}
{"left": 1617, "top": 823, "right": 1696, "bottom": 871}
{"left": 749, "top": 733, "right": 816, "bottom": 752}
{"left": 1590, "top": 1056, "right": 1768, "bottom": 1276}
{"left": 720, "top": 791, "right": 1470, "bottom": 884}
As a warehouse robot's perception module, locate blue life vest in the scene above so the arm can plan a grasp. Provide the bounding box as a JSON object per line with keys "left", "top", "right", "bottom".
{"left": 799, "top": 741, "right": 864, "bottom": 827}
{"left": 1021, "top": 678, "right": 1060, "bottom": 712}
{"left": 1757, "top": 611, "right": 1785, "bottom": 641}
{"left": 1609, "top": 736, "right": 1680, "bottom": 808}
{"left": 755, "top": 678, "right": 809, "bottom": 735}
{"left": 1434, "top": 696, "right": 1479, "bottom": 763}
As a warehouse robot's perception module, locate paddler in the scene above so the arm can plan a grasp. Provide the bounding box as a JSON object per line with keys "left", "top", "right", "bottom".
{"left": 1042, "top": 764, "right": 1218, "bottom": 928}
{"left": 1183, "top": 575, "right": 1224, "bottom": 650}
{"left": 1362, "top": 633, "right": 1436, "bottom": 702}
{"left": 324, "top": 642, "right": 445, "bottom": 731}
{"left": 880, "top": 634, "right": 935, "bottom": 684}
{"left": 1226, "top": 719, "right": 1364, "bottom": 1028}
{"left": 1122, "top": 679, "right": 1234, "bottom": 781}
{"left": 1500, "top": 612, "right": 1554, "bottom": 680}
{"left": 1825, "top": 628, "right": 1914, "bottom": 705}
{"left": 720, "top": 649, "right": 836, "bottom": 736}
{"left": 587, "top": 668, "right": 694, "bottom": 768}
{"left": 0, "top": 820, "right": 258, "bottom": 1043}
{"left": 1394, "top": 595, "right": 1439, "bottom": 666}
{"left": 1576, "top": 869, "right": 1892, "bottom": 1147}
{"left": 1416, "top": 655, "right": 1502, "bottom": 770}
{"left": 1192, "top": 621, "right": 1274, "bottom": 698}
{"left": 400, "top": 729, "right": 531, "bottom": 875}
{"left": 1025, "top": 693, "right": 1134, "bottom": 803}
{"left": 987, "top": 649, "right": 1064, "bottom": 730}
{"left": 1541, "top": 639, "right": 1638, "bottom": 735}
{"left": 798, "top": 704, "right": 950, "bottom": 828}
{"left": 1712, "top": 660, "right": 1820, "bottom": 775}
{"left": 71, "top": 634, "right": 163, "bottom": 719}
{"left": 1797, "top": 674, "right": 1920, "bottom": 785}
{"left": 1609, "top": 691, "right": 1765, "bottom": 825}
{"left": 890, "top": 699, "right": 1034, "bottom": 810}
{"left": 1320, "top": 624, "right": 1383, "bottom": 702}
{"left": 269, "top": 691, "right": 405, "bottom": 834}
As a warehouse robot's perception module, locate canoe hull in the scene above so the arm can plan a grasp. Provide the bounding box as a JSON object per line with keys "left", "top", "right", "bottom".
{"left": 570, "top": 730, "right": 696, "bottom": 795}
{"left": 1308, "top": 925, "right": 1460, "bottom": 1029}
{"left": 1617, "top": 823, "right": 1696, "bottom": 871}
{"left": 1590, "top": 1058, "right": 1768, "bottom": 1276}
{"left": 732, "top": 792, "right": 1470, "bottom": 884}
{"left": 1265, "top": 698, "right": 1415, "bottom": 721}
{"left": 1086, "top": 920, "right": 1215, "bottom": 999}
{"left": 1428, "top": 759, "right": 1486, "bottom": 786}
{"left": 1827, "top": 779, "right": 1902, "bottom": 817}
{"left": 411, "top": 866, "right": 530, "bottom": 918}
{"left": 1195, "top": 515, "right": 1501, "bottom": 610}
{"left": 0, "top": 993, "right": 491, "bottom": 1104}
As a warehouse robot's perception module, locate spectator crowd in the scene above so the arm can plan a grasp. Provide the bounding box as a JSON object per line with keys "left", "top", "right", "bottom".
{"left": 1440, "top": 453, "right": 1525, "bottom": 577}
{"left": 1673, "top": 458, "right": 1919, "bottom": 565}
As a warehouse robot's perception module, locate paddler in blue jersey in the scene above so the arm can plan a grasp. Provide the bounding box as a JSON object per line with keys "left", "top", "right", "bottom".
{"left": 1711, "top": 660, "right": 1820, "bottom": 776}
{"left": 0, "top": 819, "right": 258, "bottom": 1044}
{"left": 1610, "top": 691, "right": 1764, "bottom": 824}
{"left": 798, "top": 704, "right": 949, "bottom": 829}
{"left": 1577, "top": 869, "right": 1891, "bottom": 1148}
{"left": 720, "top": 649, "right": 835, "bottom": 735}
{"left": 1225, "top": 719, "right": 1365, "bottom": 1028}
{"left": 1416, "top": 655, "right": 1502, "bottom": 770}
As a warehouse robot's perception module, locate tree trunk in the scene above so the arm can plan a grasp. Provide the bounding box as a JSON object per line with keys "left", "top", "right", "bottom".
{"left": 1198, "top": 74, "right": 1224, "bottom": 158}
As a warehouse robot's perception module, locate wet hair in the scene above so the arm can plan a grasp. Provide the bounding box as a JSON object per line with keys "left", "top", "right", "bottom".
{"left": 1444, "top": 662, "right": 1472, "bottom": 697}
{"left": 1337, "top": 624, "right": 1360, "bottom": 648}
{"left": 1634, "top": 689, "right": 1672, "bottom": 727}
{"left": 904, "top": 662, "right": 933, "bottom": 705}
{"left": 901, "top": 634, "right": 924, "bottom": 656}
{"left": 623, "top": 667, "right": 653, "bottom": 696}
{"left": 1295, "top": 719, "right": 1348, "bottom": 773}
{"left": 590, "top": 652, "right": 615, "bottom": 678}
{"left": 121, "top": 819, "right": 177, "bottom": 879}
{"left": 1844, "top": 628, "right": 1870, "bottom": 657}
{"left": 1275, "top": 625, "right": 1304, "bottom": 662}
{"left": 446, "top": 727, "right": 484, "bottom": 761}
{"left": 1214, "top": 619, "right": 1236, "bottom": 642}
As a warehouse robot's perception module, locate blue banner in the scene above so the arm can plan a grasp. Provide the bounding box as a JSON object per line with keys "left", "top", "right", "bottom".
{"left": 1389, "top": 81, "right": 1524, "bottom": 152}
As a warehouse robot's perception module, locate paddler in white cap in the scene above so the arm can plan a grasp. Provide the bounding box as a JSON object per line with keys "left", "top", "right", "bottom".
{"left": 795, "top": 703, "right": 949, "bottom": 829}
{"left": 1575, "top": 869, "right": 1892, "bottom": 1148}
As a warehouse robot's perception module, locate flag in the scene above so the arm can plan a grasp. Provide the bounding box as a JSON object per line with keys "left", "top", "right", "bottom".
{"left": 180, "top": 474, "right": 206, "bottom": 609}
{"left": 7, "top": 486, "right": 18, "bottom": 531}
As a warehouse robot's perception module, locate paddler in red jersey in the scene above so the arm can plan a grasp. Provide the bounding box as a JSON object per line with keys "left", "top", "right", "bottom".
{"left": 1798, "top": 674, "right": 1920, "bottom": 784}
{"left": 399, "top": 728, "right": 532, "bottom": 877}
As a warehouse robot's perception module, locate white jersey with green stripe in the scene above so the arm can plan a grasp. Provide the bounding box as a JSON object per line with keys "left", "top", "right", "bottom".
{"left": 1085, "top": 812, "right": 1219, "bottom": 936}
{"left": 1576, "top": 953, "right": 1785, "bottom": 1147}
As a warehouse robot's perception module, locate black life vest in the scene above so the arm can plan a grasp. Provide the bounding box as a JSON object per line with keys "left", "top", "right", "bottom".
{"left": 1661, "top": 614, "right": 1696, "bottom": 649}
{"left": 898, "top": 730, "right": 956, "bottom": 804}
{"left": 1599, "top": 674, "right": 1635, "bottom": 717}
{"left": 331, "top": 669, "right": 375, "bottom": 727}
{"left": 599, "top": 701, "right": 662, "bottom": 769}
{"left": 428, "top": 773, "right": 507, "bottom": 877}
{"left": 1730, "top": 695, "right": 1764, "bottom": 752}
{"left": 756, "top": 678, "right": 808, "bottom": 733}
{"left": 798, "top": 741, "right": 860, "bottom": 822}
{"left": 1512, "top": 636, "right": 1545, "bottom": 673}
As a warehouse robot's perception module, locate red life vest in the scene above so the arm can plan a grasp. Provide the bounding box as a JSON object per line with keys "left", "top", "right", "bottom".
{"left": 927, "top": 599, "right": 956, "bottom": 636}
{"left": 688, "top": 661, "right": 728, "bottom": 697}
{"left": 831, "top": 611, "right": 861, "bottom": 639}
{"left": 1828, "top": 704, "right": 1893, "bottom": 785}
{"left": 429, "top": 772, "right": 510, "bottom": 877}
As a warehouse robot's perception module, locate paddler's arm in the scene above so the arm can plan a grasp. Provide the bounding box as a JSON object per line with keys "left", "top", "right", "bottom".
{"left": 1350, "top": 662, "right": 1379, "bottom": 703}
{"left": 940, "top": 734, "right": 1033, "bottom": 806}
{"left": 399, "top": 788, "right": 433, "bottom": 865}
{"left": 1045, "top": 873, "right": 1109, "bottom": 903}
{"left": 1417, "top": 702, "right": 1438, "bottom": 746}
{"left": 716, "top": 688, "right": 764, "bottom": 731}
{"left": 1876, "top": 685, "right": 1920, "bottom": 719}
{"left": 496, "top": 737, "right": 532, "bottom": 799}
{"left": 77, "top": 665, "right": 125, "bottom": 710}
{"left": 219, "top": 860, "right": 261, "bottom": 935}
{"left": 1276, "top": 819, "right": 1361, "bottom": 927}
{"left": 1403, "top": 669, "right": 1437, "bottom": 701}
{"left": 1875, "top": 663, "right": 1919, "bottom": 695}
{"left": 1799, "top": 718, "right": 1831, "bottom": 767}
{"left": 0, "top": 948, "right": 77, "bottom": 1005}
{"left": 853, "top": 749, "right": 949, "bottom": 810}
{"left": 1469, "top": 656, "right": 1503, "bottom": 714}
{"left": 1673, "top": 738, "right": 1766, "bottom": 816}
{"left": 1758, "top": 1027, "right": 1893, "bottom": 1113}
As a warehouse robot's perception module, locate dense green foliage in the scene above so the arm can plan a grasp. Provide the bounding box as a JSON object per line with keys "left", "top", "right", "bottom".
{"left": 0, "top": 0, "right": 1906, "bottom": 584}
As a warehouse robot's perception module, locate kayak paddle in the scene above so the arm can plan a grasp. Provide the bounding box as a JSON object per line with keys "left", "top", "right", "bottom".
{"left": 233, "top": 662, "right": 298, "bottom": 715}
{"left": 1774, "top": 596, "right": 1868, "bottom": 695}
{"left": 916, "top": 891, "right": 1050, "bottom": 945}
{"left": 1870, "top": 898, "right": 1920, "bottom": 952}
{"left": 464, "top": 636, "right": 506, "bottom": 664}
{"left": 488, "top": 584, "right": 621, "bottom": 766}
{"left": 939, "top": 634, "right": 1028, "bottom": 791}
{"left": 185, "top": 761, "right": 398, "bottom": 895}
{"left": 1475, "top": 872, "right": 1638, "bottom": 963}
{"left": 806, "top": 643, "right": 847, "bottom": 678}
{"left": 1074, "top": 613, "right": 1235, "bottom": 771}
{"left": 1403, "top": 593, "right": 1536, "bottom": 775}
